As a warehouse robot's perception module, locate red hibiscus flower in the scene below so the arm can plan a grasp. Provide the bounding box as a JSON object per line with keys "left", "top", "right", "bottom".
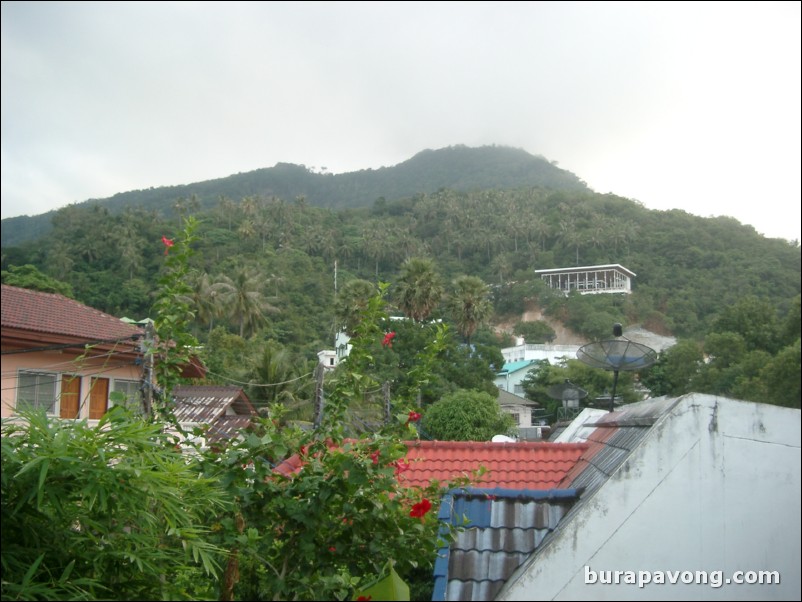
{"left": 393, "top": 459, "right": 410, "bottom": 475}
{"left": 381, "top": 331, "right": 396, "bottom": 348}
{"left": 161, "top": 235, "right": 174, "bottom": 255}
{"left": 370, "top": 449, "right": 380, "bottom": 465}
{"left": 410, "top": 498, "right": 432, "bottom": 518}
{"left": 406, "top": 410, "right": 422, "bottom": 423}
{"left": 356, "top": 596, "right": 372, "bottom": 601}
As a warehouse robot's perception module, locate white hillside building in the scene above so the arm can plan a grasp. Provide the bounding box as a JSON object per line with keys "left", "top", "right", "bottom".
{"left": 501, "top": 342, "right": 581, "bottom": 365}
{"left": 536, "top": 264, "right": 635, "bottom": 295}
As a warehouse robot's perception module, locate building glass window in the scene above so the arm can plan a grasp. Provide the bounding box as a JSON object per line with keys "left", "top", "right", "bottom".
{"left": 17, "top": 371, "right": 58, "bottom": 414}
{"left": 112, "top": 379, "right": 142, "bottom": 415}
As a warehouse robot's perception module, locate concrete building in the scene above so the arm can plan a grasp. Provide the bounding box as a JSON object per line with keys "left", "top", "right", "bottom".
{"left": 535, "top": 264, "right": 636, "bottom": 295}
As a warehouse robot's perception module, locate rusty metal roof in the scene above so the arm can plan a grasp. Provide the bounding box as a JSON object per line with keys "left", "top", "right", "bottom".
{"left": 172, "top": 385, "right": 256, "bottom": 428}
{"left": 205, "top": 415, "right": 256, "bottom": 444}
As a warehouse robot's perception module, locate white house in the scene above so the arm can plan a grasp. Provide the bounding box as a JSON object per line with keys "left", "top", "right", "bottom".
{"left": 496, "top": 389, "right": 547, "bottom": 439}
{"left": 317, "top": 330, "right": 353, "bottom": 369}
{"left": 495, "top": 359, "right": 538, "bottom": 396}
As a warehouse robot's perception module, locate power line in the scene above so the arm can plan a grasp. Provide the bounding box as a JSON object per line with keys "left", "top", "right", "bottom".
{"left": 0, "top": 348, "right": 134, "bottom": 376}
{"left": 1, "top": 334, "right": 142, "bottom": 355}
{"left": 200, "top": 368, "right": 314, "bottom": 387}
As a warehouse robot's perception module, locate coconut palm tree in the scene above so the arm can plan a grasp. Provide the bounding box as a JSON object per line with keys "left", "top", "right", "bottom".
{"left": 246, "top": 341, "right": 315, "bottom": 419}
{"left": 218, "top": 266, "right": 278, "bottom": 337}
{"left": 394, "top": 257, "right": 443, "bottom": 322}
{"left": 334, "top": 279, "right": 376, "bottom": 337}
{"left": 182, "top": 271, "right": 234, "bottom": 335}
{"left": 447, "top": 275, "right": 493, "bottom": 345}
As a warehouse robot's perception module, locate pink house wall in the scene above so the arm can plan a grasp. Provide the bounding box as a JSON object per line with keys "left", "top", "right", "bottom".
{"left": 1, "top": 349, "right": 142, "bottom": 420}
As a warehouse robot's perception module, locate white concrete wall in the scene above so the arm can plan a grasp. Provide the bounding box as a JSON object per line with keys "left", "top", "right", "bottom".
{"left": 501, "top": 344, "right": 579, "bottom": 365}
{"left": 499, "top": 402, "right": 534, "bottom": 427}
{"left": 498, "top": 395, "right": 802, "bottom": 601}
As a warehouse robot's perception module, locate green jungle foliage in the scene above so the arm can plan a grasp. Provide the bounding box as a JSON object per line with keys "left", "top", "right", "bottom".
{"left": 2, "top": 229, "right": 463, "bottom": 601}
{"left": 1, "top": 146, "right": 799, "bottom": 410}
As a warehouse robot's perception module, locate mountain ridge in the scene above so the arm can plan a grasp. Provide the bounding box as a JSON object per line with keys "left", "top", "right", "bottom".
{"left": 1, "top": 145, "right": 588, "bottom": 247}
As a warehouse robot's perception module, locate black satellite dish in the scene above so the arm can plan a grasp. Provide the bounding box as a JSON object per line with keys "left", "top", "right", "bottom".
{"left": 577, "top": 323, "right": 657, "bottom": 412}
{"left": 547, "top": 380, "right": 588, "bottom": 421}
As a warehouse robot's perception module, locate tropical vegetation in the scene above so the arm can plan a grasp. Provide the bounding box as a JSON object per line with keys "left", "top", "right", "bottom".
{"left": 1, "top": 145, "right": 799, "bottom": 417}
{"left": 2, "top": 224, "right": 463, "bottom": 601}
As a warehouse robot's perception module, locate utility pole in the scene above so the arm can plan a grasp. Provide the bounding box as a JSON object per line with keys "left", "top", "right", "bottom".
{"left": 313, "top": 362, "right": 325, "bottom": 428}
{"left": 383, "top": 380, "right": 391, "bottom": 424}
{"left": 140, "top": 321, "right": 155, "bottom": 418}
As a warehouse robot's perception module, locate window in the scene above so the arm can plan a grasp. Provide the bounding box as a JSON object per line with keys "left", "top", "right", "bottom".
{"left": 510, "top": 412, "right": 520, "bottom": 425}
{"left": 112, "top": 379, "right": 142, "bottom": 415}
{"left": 17, "top": 371, "right": 59, "bottom": 414}
{"left": 514, "top": 384, "right": 524, "bottom": 395}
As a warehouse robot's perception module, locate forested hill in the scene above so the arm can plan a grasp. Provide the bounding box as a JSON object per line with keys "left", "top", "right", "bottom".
{"left": 1, "top": 145, "right": 588, "bottom": 247}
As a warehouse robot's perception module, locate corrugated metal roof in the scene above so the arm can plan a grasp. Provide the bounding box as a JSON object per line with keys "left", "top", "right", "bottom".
{"left": 434, "top": 488, "right": 579, "bottom": 601}
{"left": 205, "top": 416, "right": 255, "bottom": 444}
{"left": 557, "top": 397, "right": 682, "bottom": 494}
{"left": 497, "top": 360, "right": 536, "bottom": 375}
{"left": 534, "top": 264, "right": 636, "bottom": 277}
{"left": 434, "top": 398, "right": 683, "bottom": 601}
{"left": 400, "top": 441, "right": 588, "bottom": 490}
{"left": 172, "top": 385, "right": 255, "bottom": 423}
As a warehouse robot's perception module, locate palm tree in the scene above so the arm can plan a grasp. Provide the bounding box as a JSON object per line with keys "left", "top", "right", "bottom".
{"left": 334, "top": 279, "right": 376, "bottom": 337}
{"left": 246, "top": 341, "right": 312, "bottom": 413}
{"left": 218, "top": 266, "right": 277, "bottom": 337}
{"left": 447, "top": 275, "right": 493, "bottom": 345}
{"left": 182, "top": 271, "right": 233, "bottom": 335}
{"left": 217, "top": 196, "right": 237, "bottom": 230}
{"left": 394, "top": 257, "right": 443, "bottom": 322}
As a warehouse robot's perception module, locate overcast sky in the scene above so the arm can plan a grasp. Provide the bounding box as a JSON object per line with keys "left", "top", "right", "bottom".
{"left": 2, "top": 1, "right": 800, "bottom": 241}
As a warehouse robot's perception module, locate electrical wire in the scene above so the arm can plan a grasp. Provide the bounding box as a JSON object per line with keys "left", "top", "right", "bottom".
{"left": 0, "top": 348, "right": 135, "bottom": 376}
{"left": 1, "top": 362, "right": 140, "bottom": 395}
{"left": 200, "top": 368, "right": 314, "bottom": 387}
{"left": 1, "top": 333, "right": 142, "bottom": 355}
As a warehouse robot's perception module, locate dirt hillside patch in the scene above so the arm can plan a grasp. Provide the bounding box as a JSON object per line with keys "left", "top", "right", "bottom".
{"left": 495, "top": 301, "right": 587, "bottom": 346}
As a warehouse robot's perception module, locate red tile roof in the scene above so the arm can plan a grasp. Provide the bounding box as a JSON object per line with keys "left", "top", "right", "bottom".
{"left": 273, "top": 440, "right": 588, "bottom": 490}
{"left": 273, "top": 453, "right": 305, "bottom": 478}
{"left": 400, "top": 441, "right": 589, "bottom": 490}
{"left": 1, "top": 284, "right": 142, "bottom": 343}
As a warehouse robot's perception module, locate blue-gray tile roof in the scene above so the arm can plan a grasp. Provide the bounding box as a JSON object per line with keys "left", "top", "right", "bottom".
{"left": 433, "top": 488, "right": 580, "bottom": 601}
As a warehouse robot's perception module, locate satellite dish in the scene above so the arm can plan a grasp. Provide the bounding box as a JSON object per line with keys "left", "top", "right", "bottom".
{"left": 547, "top": 380, "right": 588, "bottom": 409}
{"left": 576, "top": 339, "right": 658, "bottom": 372}
{"left": 576, "top": 324, "right": 657, "bottom": 412}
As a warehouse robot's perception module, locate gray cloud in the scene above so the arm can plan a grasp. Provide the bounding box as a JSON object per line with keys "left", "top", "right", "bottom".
{"left": 2, "top": 1, "right": 800, "bottom": 241}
